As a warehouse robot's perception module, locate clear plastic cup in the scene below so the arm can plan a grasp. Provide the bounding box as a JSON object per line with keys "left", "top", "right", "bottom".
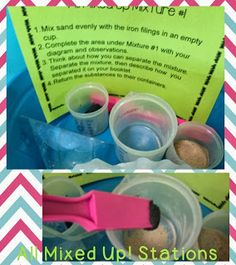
{"left": 196, "top": 210, "right": 229, "bottom": 261}
{"left": 202, "top": 210, "right": 229, "bottom": 236}
{"left": 43, "top": 176, "right": 86, "bottom": 240}
{"left": 165, "top": 122, "right": 224, "bottom": 169}
{"left": 43, "top": 176, "right": 84, "bottom": 197}
{"left": 106, "top": 174, "right": 202, "bottom": 261}
{"left": 65, "top": 83, "right": 109, "bottom": 136}
{"left": 109, "top": 93, "right": 178, "bottom": 162}
{"left": 43, "top": 176, "right": 102, "bottom": 259}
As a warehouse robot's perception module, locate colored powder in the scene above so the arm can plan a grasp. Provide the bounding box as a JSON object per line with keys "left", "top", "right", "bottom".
{"left": 174, "top": 140, "right": 209, "bottom": 168}
{"left": 84, "top": 104, "right": 102, "bottom": 113}
{"left": 123, "top": 217, "right": 176, "bottom": 258}
{"left": 65, "top": 222, "right": 73, "bottom": 228}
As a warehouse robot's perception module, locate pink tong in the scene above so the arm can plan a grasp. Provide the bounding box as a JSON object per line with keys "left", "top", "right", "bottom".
{"left": 43, "top": 190, "right": 160, "bottom": 232}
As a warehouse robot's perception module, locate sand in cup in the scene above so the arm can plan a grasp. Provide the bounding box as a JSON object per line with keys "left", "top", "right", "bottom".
{"left": 166, "top": 122, "right": 223, "bottom": 169}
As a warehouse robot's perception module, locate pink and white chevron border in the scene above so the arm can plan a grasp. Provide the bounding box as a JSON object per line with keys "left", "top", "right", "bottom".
{"left": 0, "top": 1, "right": 236, "bottom": 264}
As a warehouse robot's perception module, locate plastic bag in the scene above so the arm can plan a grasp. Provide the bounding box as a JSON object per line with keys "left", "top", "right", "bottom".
{"left": 19, "top": 116, "right": 119, "bottom": 168}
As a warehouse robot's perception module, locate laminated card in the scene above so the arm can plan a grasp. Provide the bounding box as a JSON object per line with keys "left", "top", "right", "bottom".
{"left": 9, "top": 7, "right": 224, "bottom": 123}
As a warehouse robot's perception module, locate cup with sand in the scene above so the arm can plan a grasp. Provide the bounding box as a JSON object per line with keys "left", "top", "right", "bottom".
{"left": 165, "top": 122, "right": 223, "bottom": 169}
{"left": 106, "top": 174, "right": 202, "bottom": 261}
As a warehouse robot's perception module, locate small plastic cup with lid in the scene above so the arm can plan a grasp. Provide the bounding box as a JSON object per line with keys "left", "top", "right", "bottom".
{"left": 109, "top": 93, "right": 178, "bottom": 162}
{"left": 66, "top": 83, "right": 109, "bottom": 136}
{"left": 165, "top": 122, "right": 224, "bottom": 169}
